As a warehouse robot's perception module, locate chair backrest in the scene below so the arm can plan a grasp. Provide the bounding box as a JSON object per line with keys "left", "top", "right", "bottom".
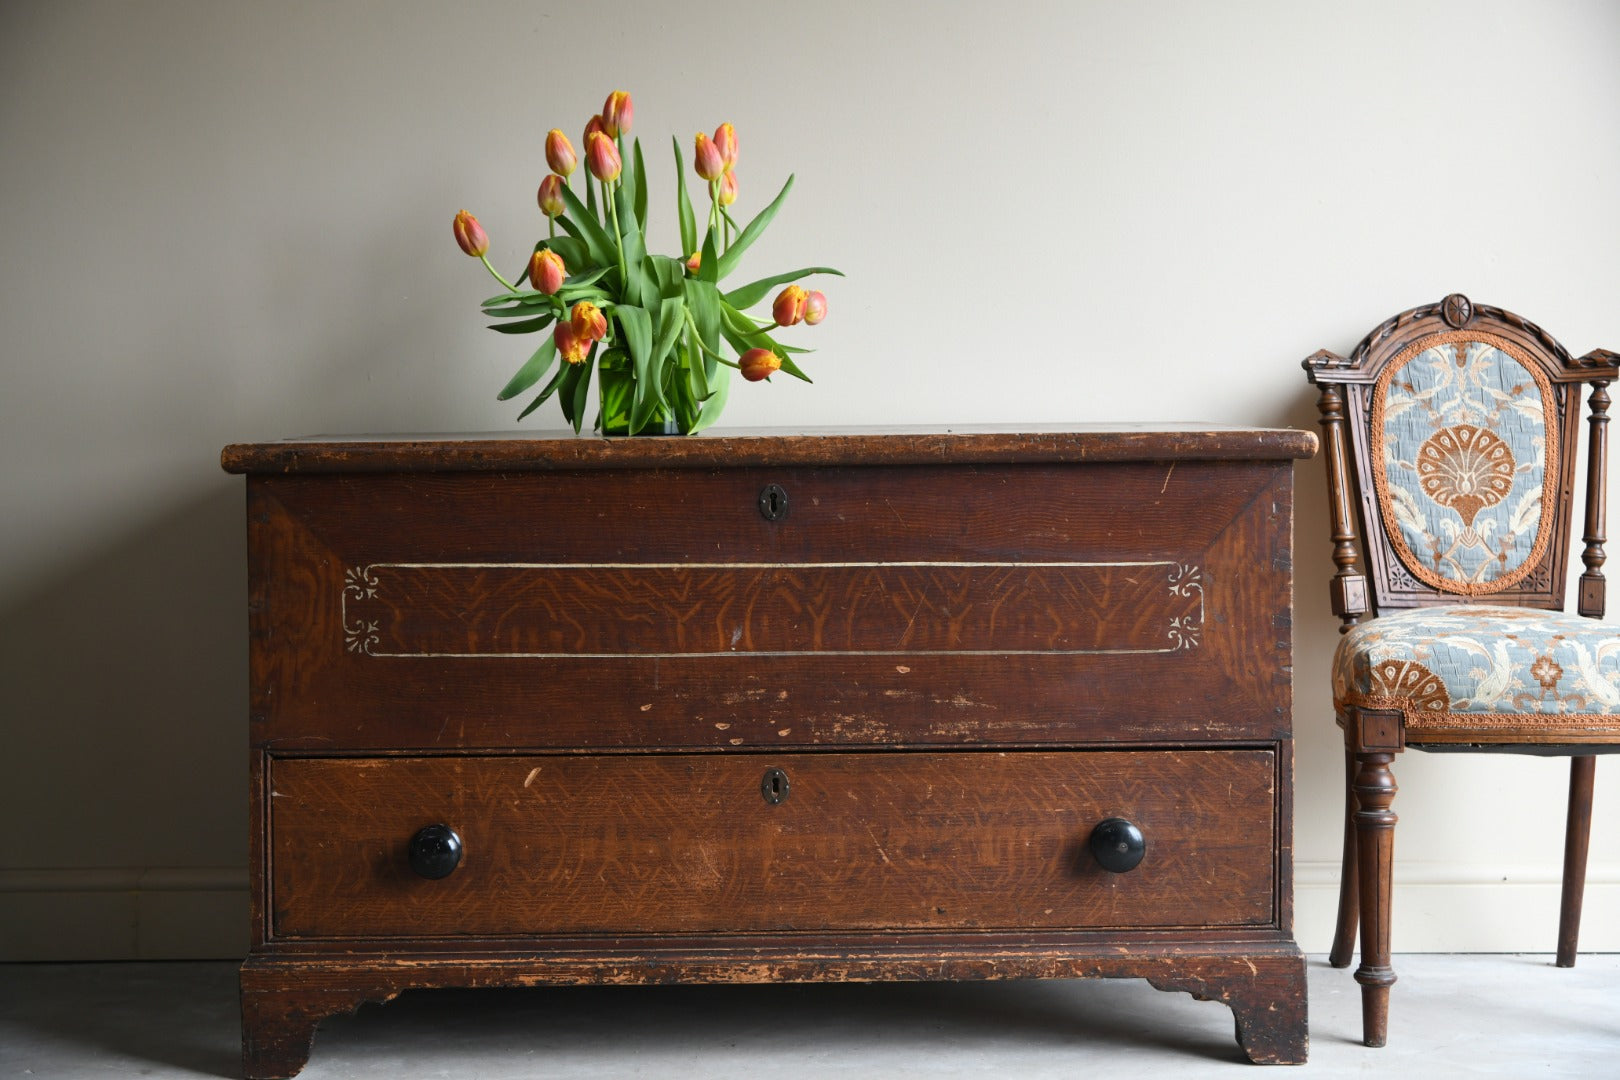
{"left": 1305, "top": 294, "right": 1618, "bottom": 625}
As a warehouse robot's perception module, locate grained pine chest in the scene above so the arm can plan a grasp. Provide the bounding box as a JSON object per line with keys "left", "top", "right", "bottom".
{"left": 222, "top": 426, "right": 1315, "bottom": 1076}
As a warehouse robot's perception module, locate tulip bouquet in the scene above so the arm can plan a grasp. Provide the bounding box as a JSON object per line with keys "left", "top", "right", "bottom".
{"left": 454, "top": 90, "right": 840, "bottom": 435}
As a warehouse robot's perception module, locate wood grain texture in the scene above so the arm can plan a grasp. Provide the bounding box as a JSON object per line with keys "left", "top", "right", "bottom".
{"left": 268, "top": 750, "right": 1277, "bottom": 939}
{"left": 247, "top": 462, "right": 1292, "bottom": 750}
{"left": 340, "top": 560, "right": 1203, "bottom": 657}
{"left": 222, "top": 425, "right": 1317, "bottom": 474}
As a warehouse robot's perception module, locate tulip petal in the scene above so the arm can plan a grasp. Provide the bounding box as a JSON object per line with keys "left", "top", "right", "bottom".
{"left": 497, "top": 334, "right": 560, "bottom": 401}
{"left": 716, "top": 174, "right": 795, "bottom": 281}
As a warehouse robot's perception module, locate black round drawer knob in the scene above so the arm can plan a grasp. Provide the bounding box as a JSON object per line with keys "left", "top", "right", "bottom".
{"left": 1089, "top": 817, "right": 1146, "bottom": 873}
{"left": 408, "top": 824, "right": 463, "bottom": 880}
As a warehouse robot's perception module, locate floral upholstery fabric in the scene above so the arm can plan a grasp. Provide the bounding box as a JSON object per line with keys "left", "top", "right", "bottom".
{"left": 1373, "top": 336, "right": 1556, "bottom": 594}
{"left": 1333, "top": 605, "right": 1620, "bottom": 739}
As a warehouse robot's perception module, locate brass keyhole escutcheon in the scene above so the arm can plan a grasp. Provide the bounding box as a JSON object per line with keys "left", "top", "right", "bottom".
{"left": 761, "top": 767, "right": 790, "bottom": 805}
{"left": 758, "top": 484, "right": 789, "bottom": 522}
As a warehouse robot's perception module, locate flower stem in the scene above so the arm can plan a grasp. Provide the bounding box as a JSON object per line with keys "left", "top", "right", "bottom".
{"left": 479, "top": 254, "right": 518, "bottom": 292}
{"left": 604, "top": 182, "right": 629, "bottom": 290}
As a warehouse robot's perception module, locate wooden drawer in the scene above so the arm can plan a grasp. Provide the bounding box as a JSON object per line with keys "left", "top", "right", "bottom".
{"left": 248, "top": 460, "right": 1295, "bottom": 750}
{"left": 269, "top": 749, "right": 1277, "bottom": 939}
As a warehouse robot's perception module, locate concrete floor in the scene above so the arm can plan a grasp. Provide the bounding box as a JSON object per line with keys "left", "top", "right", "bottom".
{"left": 1, "top": 955, "right": 1614, "bottom": 1078}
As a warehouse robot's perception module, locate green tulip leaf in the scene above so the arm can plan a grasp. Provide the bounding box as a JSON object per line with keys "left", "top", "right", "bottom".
{"left": 777, "top": 353, "right": 813, "bottom": 383}
{"left": 497, "top": 334, "right": 558, "bottom": 401}
{"left": 673, "top": 136, "right": 697, "bottom": 258}
{"left": 684, "top": 279, "right": 723, "bottom": 354}
{"left": 690, "top": 363, "right": 731, "bottom": 433}
{"left": 615, "top": 304, "right": 662, "bottom": 430}
{"left": 558, "top": 185, "right": 615, "bottom": 269}
{"left": 653, "top": 296, "right": 685, "bottom": 368}
{"left": 542, "top": 235, "right": 591, "bottom": 270}
{"left": 485, "top": 301, "right": 561, "bottom": 319}
{"left": 716, "top": 174, "right": 795, "bottom": 281}
{"left": 557, "top": 351, "right": 594, "bottom": 434}
{"left": 620, "top": 224, "right": 649, "bottom": 308}
{"left": 698, "top": 226, "right": 720, "bottom": 284}
{"left": 632, "top": 138, "right": 648, "bottom": 228}
{"left": 517, "top": 358, "right": 570, "bottom": 420}
{"left": 486, "top": 313, "right": 556, "bottom": 334}
{"left": 481, "top": 289, "right": 549, "bottom": 309}
{"left": 721, "top": 266, "right": 845, "bottom": 310}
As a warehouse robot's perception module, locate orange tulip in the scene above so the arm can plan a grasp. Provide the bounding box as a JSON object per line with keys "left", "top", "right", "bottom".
{"left": 554, "top": 320, "right": 592, "bottom": 365}
{"left": 452, "top": 210, "right": 488, "bottom": 257}
{"left": 739, "top": 347, "right": 781, "bottom": 382}
{"left": 583, "top": 114, "right": 606, "bottom": 149}
{"left": 530, "top": 249, "right": 566, "bottom": 295}
{"left": 804, "top": 290, "right": 828, "bottom": 325}
{"left": 694, "top": 132, "right": 724, "bottom": 181}
{"left": 685, "top": 251, "right": 702, "bottom": 274}
{"left": 602, "top": 91, "right": 633, "bottom": 138}
{"left": 772, "top": 285, "right": 808, "bottom": 327}
{"left": 571, "top": 300, "right": 607, "bottom": 342}
{"left": 713, "top": 122, "right": 738, "bottom": 172}
{"left": 545, "top": 129, "right": 577, "bottom": 177}
{"left": 537, "top": 174, "right": 565, "bottom": 218}
{"left": 587, "top": 132, "right": 622, "bottom": 183}
{"left": 717, "top": 170, "right": 738, "bottom": 207}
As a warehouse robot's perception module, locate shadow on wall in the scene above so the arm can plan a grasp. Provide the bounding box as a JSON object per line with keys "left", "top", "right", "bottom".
{"left": 0, "top": 482, "right": 249, "bottom": 956}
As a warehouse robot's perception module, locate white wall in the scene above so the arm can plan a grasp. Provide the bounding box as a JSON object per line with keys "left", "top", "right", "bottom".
{"left": 3, "top": 0, "right": 1619, "bottom": 959}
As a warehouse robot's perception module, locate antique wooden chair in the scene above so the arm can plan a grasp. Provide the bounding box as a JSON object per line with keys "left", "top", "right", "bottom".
{"left": 1303, "top": 294, "right": 1620, "bottom": 1047}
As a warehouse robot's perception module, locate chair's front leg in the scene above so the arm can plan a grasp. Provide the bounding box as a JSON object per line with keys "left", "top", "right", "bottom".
{"left": 1353, "top": 746, "right": 1399, "bottom": 1047}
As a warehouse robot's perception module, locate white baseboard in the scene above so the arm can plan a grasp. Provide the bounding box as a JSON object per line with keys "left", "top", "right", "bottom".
{"left": 3, "top": 863, "right": 1617, "bottom": 961}
{"left": 1296, "top": 860, "right": 1620, "bottom": 954}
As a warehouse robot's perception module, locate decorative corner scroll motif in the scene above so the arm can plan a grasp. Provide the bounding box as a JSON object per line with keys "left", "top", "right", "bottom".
{"left": 343, "top": 566, "right": 381, "bottom": 654}
{"left": 1167, "top": 563, "right": 1204, "bottom": 650}
{"left": 344, "top": 566, "right": 379, "bottom": 599}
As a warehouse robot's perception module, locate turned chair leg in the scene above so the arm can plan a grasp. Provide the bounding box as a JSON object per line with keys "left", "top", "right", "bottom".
{"left": 1330, "top": 746, "right": 1360, "bottom": 968}
{"left": 1353, "top": 750, "right": 1398, "bottom": 1047}
{"left": 1557, "top": 755, "right": 1596, "bottom": 968}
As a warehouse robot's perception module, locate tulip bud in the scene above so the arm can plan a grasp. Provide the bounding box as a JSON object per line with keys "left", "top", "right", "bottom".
{"left": 571, "top": 300, "right": 607, "bottom": 342}
{"left": 602, "top": 91, "right": 633, "bottom": 138}
{"left": 739, "top": 347, "right": 782, "bottom": 382}
{"left": 772, "top": 285, "right": 808, "bottom": 327}
{"left": 716, "top": 170, "right": 738, "bottom": 207}
{"left": 713, "top": 122, "right": 738, "bottom": 172}
{"left": 530, "top": 249, "right": 566, "bottom": 295}
{"left": 694, "top": 132, "right": 724, "bottom": 181}
{"left": 586, "top": 132, "right": 622, "bottom": 183}
{"left": 452, "top": 209, "right": 488, "bottom": 257}
{"left": 545, "top": 129, "right": 577, "bottom": 177}
{"left": 685, "top": 251, "right": 702, "bottom": 274}
{"left": 554, "top": 320, "right": 592, "bottom": 365}
{"left": 537, "top": 174, "right": 565, "bottom": 218}
{"left": 803, "top": 290, "right": 828, "bottom": 325}
{"left": 583, "top": 114, "right": 606, "bottom": 149}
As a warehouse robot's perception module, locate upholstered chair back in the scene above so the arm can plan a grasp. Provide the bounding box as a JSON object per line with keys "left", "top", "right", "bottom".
{"left": 1306, "top": 294, "right": 1614, "bottom": 618}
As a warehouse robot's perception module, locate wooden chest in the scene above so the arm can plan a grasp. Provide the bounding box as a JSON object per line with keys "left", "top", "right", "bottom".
{"left": 222, "top": 426, "right": 1315, "bottom": 1076}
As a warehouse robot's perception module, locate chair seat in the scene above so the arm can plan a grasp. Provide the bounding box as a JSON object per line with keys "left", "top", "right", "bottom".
{"left": 1333, "top": 605, "right": 1620, "bottom": 742}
